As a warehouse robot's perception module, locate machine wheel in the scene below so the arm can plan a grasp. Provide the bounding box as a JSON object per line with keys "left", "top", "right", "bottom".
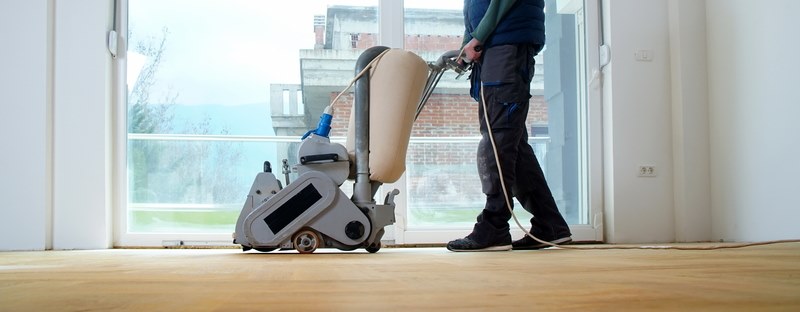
{"left": 254, "top": 248, "right": 277, "bottom": 253}
{"left": 366, "top": 242, "right": 381, "bottom": 253}
{"left": 293, "top": 229, "right": 321, "bottom": 254}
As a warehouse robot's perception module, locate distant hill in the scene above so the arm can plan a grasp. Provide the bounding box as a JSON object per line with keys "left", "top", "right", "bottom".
{"left": 169, "top": 103, "right": 284, "bottom": 180}
{"left": 171, "top": 103, "right": 276, "bottom": 136}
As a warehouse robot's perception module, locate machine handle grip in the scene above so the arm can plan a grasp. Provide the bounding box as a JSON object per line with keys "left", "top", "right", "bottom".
{"left": 299, "top": 153, "right": 339, "bottom": 165}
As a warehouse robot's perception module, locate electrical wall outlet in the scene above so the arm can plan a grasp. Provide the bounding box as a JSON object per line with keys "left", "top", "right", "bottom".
{"left": 638, "top": 165, "right": 656, "bottom": 177}
{"left": 635, "top": 49, "right": 654, "bottom": 62}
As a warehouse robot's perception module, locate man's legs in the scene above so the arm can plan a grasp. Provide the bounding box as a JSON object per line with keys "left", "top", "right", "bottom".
{"left": 447, "top": 43, "right": 572, "bottom": 251}
{"left": 446, "top": 117, "right": 525, "bottom": 251}
{"left": 511, "top": 131, "right": 572, "bottom": 248}
{"left": 448, "top": 45, "right": 529, "bottom": 251}
{"left": 470, "top": 127, "right": 526, "bottom": 242}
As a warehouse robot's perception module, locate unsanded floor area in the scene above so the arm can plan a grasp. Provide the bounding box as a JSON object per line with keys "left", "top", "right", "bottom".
{"left": 1, "top": 243, "right": 799, "bottom": 311}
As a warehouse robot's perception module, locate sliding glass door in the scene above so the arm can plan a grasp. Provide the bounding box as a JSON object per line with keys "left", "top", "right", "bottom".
{"left": 397, "top": 0, "right": 601, "bottom": 243}
{"left": 115, "top": 0, "right": 602, "bottom": 246}
{"left": 118, "top": 0, "right": 378, "bottom": 245}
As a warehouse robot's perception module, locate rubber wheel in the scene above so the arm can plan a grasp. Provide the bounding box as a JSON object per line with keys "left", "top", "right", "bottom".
{"left": 293, "top": 229, "right": 321, "bottom": 254}
{"left": 366, "top": 242, "right": 381, "bottom": 253}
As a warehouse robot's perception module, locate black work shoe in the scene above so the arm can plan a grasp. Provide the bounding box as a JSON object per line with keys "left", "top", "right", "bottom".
{"left": 512, "top": 235, "right": 572, "bottom": 250}
{"left": 447, "top": 236, "right": 512, "bottom": 252}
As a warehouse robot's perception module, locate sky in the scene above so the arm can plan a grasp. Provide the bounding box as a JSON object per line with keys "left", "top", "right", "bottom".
{"left": 128, "top": 0, "right": 462, "bottom": 106}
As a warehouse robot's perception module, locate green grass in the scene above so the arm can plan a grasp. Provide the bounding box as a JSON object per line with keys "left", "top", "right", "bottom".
{"left": 130, "top": 210, "right": 239, "bottom": 233}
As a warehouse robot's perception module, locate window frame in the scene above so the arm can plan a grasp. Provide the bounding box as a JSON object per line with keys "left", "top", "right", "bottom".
{"left": 393, "top": 0, "right": 604, "bottom": 244}
{"left": 112, "top": 0, "right": 603, "bottom": 247}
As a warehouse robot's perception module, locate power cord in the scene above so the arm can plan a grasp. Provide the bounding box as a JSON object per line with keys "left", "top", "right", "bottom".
{"left": 478, "top": 85, "right": 800, "bottom": 251}
{"left": 329, "top": 47, "right": 799, "bottom": 251}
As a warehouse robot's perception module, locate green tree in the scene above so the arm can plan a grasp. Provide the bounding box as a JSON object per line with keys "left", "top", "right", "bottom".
{"left": 128, "top": 27, "right": 174, "bottom": 203}
{"left": 128, "top": 27, "right": 176, "bottom": 134}
{"left": 127, "top": 26, "right": 243, "bottom": 209}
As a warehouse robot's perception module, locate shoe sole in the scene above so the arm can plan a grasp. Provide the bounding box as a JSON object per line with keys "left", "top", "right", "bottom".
{"left": 512, "top": 237, "right": 572, "bottom": 250}
{"left": 447, "top": 244, "right": 512, "bottom": 252}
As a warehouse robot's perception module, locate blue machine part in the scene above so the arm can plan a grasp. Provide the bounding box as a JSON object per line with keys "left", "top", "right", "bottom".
{"left": 302, "top": 106, "right": 333, "bottom": 139}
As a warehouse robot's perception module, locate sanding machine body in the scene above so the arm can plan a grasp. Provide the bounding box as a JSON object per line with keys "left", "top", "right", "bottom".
{"left": 233, "top": 47, "right": 467, "bottom": 253}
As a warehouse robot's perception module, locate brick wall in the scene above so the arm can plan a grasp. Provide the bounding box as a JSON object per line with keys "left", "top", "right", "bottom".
{"left": 327, "top": 92, "right": 547, "bottom": 165}
{"left": 323, "top": 47, "right": 549, "bottom": 205}
{"left": 335, "top": 31, "right": 551, "bottom": 143}
{"left": 329, "top": 93, "right": 546, "bottom": 134}
{"left": 350, "top": 33, "right": 463, "bottom": 51}
{"left": 404, "top": 34, "right": 463, "bottom": 51}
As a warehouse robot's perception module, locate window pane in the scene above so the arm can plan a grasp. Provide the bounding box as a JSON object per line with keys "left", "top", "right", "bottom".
{"left": 403, "top": 0, "right": 587, "bottom": 229}
{"left": 127, "top": 137, "right": 298, "bottom": 233}
{"left": 127, "top": 0, "right": 377, "bottom": 233}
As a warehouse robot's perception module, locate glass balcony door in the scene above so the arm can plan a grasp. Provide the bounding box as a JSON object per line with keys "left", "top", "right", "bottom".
{"left": 117, "top": 0, "right": 379, "bottom": 246}
{"left": 115, "top": 0, "right": 602, "bottom": 246}
{"left": 396, "top": 0, "right": 603, "bottom": 244}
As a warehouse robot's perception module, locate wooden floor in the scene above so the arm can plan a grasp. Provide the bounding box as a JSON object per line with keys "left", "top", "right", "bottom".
{"left": 1, "top": 243, "right": 799, "bottom": 311}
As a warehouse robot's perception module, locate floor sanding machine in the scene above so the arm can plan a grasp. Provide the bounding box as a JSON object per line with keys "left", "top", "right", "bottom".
{"left": 233, "top": 47, "right": 467, "bottom": 253}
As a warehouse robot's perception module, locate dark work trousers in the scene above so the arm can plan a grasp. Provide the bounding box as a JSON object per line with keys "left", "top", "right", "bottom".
{"left": 468, "top": 44, "right": 571, "bottom": 244}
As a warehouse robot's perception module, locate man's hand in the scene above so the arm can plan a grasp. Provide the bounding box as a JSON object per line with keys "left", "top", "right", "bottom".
{"left": 464, "top": 38, "right": 483, "bottom": 63}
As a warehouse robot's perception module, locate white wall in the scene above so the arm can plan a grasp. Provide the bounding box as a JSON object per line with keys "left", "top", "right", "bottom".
{"left": 601, "top": 0, "right": 800, "bottom": 243}
{"left": 3, "top": 0, "right": 798, "bottom": 250}
{"left": 602, "top": 0, "right": 677, "bottom": 243}
{"left": 51, "top": 0, "right": 114, "bottom": 249}
{"left": 0, "top": 0, "right": 52, "bottom": 251}
{"left": 0, "top": 0, "right": 113, "bottom": 251}
{"left": 668, "top": 0, "right": 711, "bottom": 242}
{"left": 706, "top": 0, "right": 800, "bottom": 241}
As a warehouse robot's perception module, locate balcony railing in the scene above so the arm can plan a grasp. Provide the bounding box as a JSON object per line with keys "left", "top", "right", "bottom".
{"left": 126, "top": 133, "right": 549, "bottom": 233}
